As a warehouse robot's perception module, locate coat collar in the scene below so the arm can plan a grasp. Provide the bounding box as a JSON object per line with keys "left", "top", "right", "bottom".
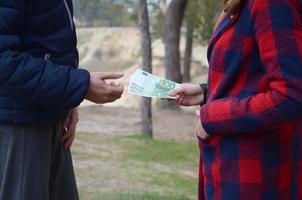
{"left": 207, "top": 10, "right": 242, "bottom": 62}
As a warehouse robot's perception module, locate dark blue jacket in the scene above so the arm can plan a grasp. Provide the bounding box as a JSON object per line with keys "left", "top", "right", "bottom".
{"left": 0, "top": 0, "right": 90, "bottom": 124}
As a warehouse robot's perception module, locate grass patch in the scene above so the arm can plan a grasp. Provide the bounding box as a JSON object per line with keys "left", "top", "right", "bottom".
{"left": 111, "top": 135, "right": 198, "bottom": 167}
{"left": 79, "top": 189, "right": 192, "bottom": 200}
{"left": 73, "top": 133, "right": 199, "bottom": 200}
{"left": 150, "top": 172, "right": 197, "bottom": 196}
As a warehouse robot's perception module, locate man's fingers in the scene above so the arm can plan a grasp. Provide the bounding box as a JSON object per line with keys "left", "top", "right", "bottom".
{"left": 98, "top": 72, "right": 124, "bottom": 80}
{"left": 106, "top": 84, "right": 124, "bottom": 96}
{"left": 63, "top": 110, "right": 78, "bottom": 141}
{"left": 62, "top": 131, "right": 72, "bottom": 141}
{"left": 110, "top": 81, "right": 117, "bottom": 87}
{"left": 63, "top": 120, "right": 76, "bottom": 145}
{"left": 65, "top": 133, "right": 75, "bottom": 150}
{"left": 62, "top": 112, "right": 71, "bottom": 130}
{"left": 62, "top": 118, "right": 75, "bottom": 141}
{"left": 106, "top": 95, "right": 121, "bottom": 102}
{"left": 117, "top": 83, "right": 124, "bottom": 91}
{"left": 63, "top": 118, "right": 69, "bottom": 131}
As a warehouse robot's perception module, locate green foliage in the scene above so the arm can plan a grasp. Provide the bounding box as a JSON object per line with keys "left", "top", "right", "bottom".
{"left": 149, "top": 0, "right": 167, "bottom": 40}
{"left": 198, "top": 0, "right": 222, "bottom": 43}
{"left": 149, "top": 0, "right": 222, "bottom": 43}
{"left": 73, "top": 0, "right": 221, "bottom": 43}
{"left": 185, "top": 0, "right": 200, "bottom": 30}
{"left": 73, "top": 0, "right": 139, "bottom": 27}
{"left": 185, "top": 0, "right": 222, "bottom": 44}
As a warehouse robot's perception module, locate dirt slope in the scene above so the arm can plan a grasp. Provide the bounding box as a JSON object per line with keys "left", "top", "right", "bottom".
{"left": 77, "top": 27, "right": 209, "bottom": 109}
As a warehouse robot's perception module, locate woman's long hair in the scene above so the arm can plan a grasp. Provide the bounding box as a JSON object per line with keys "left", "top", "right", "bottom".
{"left": 224, "top": 0, "right": 243, "bottom": 15}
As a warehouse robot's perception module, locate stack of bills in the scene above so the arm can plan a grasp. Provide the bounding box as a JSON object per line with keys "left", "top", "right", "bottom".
{"left": 128, "top": 69, "right": 180, "bottom": 99}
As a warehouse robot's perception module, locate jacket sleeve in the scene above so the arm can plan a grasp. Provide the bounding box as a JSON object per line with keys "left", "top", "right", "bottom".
{"left": 200, "top": 0, "right": 302, "bottom": 135}
{"left": 0, "top": 1, "right": 90, "bottom": 109}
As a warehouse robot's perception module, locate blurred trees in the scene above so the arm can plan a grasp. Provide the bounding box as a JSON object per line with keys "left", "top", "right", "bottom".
{"left": 147, "top": 0, "right": 221, "bottom": 87}
{"left": 73, "top": 0, "right": 221, "bottom": 43}
{"left": 164, "top": 0, "right": 188, "bottom": 85}
{"left": 160, "top": 0, "right": 188, "bottom": 109}
{"left": 197, "top": 0, "right": 222, "bottom": 43}
{"left": 182, "top": 0, "right": 221, "bottom": 82}
{"left": 149, "top": 0, "right": 221, "bottom": 42}
{"left": 183, "top": 0, "right": 199, "bottom": 82}
{"left": 73, "top": 0, "right": 223, "bottom": 134}
{"left": 74, "top": 0, "right": 221, "bottom": 112}
{"left": 73, "top": 0, "right": 138, "bottom": 27}
{"left": 139, "top": 0, "right": 153, "bottom": 138}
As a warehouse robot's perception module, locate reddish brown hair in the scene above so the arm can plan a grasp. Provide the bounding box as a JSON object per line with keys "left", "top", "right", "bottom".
{"left": 224, "top": 0, "right": 243, "bottom": 15}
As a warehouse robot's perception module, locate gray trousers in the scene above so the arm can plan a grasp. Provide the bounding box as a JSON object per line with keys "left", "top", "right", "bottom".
{"left": 0, "top": 124, "right": 79, "bottom": 200}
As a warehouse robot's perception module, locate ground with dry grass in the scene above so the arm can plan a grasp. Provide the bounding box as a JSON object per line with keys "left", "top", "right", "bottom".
{"left": 72, "top": 134, "right": 199, "bottom": 200}
{"left": 77, "top": 105, "right": 199, "bottom": 141}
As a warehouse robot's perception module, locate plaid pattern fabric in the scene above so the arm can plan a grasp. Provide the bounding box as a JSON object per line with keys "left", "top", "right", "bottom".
{"left": 198, "top": 0, "right": 302, "bottom": 199}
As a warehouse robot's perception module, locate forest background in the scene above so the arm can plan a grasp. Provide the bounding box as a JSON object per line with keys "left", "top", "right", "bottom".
{"left": 73, "top": 1, "right": 221, "bottom": 199}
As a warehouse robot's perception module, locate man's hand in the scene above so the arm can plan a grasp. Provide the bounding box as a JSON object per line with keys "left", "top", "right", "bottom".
{"left": 86, "top": 72, "right": 124, "bottom": 104}
{"left": 62, "top": 108, "right": 79, "bottom": 150}
{"left": 169, "top": 83, "right": 204, "bottom": 106}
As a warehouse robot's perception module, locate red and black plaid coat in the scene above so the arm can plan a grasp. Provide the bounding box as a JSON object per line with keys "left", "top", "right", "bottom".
{"left": 198, "top": 0, "right": 302, "bottom": 199}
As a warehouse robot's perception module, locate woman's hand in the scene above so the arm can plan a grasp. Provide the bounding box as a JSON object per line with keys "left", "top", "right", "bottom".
{"left": 169, "top": 83, "right": 203, "bottom": 106}
{"left": 195, "top": 110, "right": 209, "bottom": 139}
{"left": 62, "top": 108, "right": 79, "bottom": 150}
{"left": 196, "top": 120, "right": 209, "bottom": 140}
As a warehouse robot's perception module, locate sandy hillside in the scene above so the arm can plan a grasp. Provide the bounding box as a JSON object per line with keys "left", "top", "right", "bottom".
{"left": 76, "top": 27, "right": 209, "bottom": 109}
{"left": 77, "top": 27, "right": 141, "bottom": 72}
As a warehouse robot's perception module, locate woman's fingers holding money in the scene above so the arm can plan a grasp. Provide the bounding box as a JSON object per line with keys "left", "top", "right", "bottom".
{"left": 169, "top": 87, "right": 185, "bottom": 97}
{"left": 169, "top": 84, "right": 204, "bottom": 107}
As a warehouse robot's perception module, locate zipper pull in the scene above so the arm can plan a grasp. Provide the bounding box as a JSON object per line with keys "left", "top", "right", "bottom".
{"left": 45, "top": 53, "right": 51, "bottom": 60}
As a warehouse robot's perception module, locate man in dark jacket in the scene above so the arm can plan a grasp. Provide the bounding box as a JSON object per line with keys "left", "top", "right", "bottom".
{"left": 0, "top": 0, "right": 124, "bottom": 199}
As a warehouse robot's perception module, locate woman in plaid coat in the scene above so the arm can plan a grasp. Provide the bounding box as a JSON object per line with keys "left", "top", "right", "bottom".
{"left": 170, "top": 0, "right": 302, "bottom": 199}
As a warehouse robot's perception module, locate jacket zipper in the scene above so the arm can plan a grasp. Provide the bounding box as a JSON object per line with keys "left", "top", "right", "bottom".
{"left": 63, "top": 0, "right": 74, "bottom": 31}
{"left": 75, "top": 57, "right": 78, "bottom": 68}
{"left": 45, "top": 53, "right": 51, "bottom": 60}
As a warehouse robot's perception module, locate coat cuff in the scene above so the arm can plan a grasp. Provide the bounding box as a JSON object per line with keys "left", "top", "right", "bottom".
{"left": 67, "top": 68, "right": 90, "bottom": 108}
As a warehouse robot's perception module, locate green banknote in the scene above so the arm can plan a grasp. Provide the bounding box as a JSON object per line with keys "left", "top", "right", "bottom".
{"left": 128, "top": 70, "right": 180, "bottom": 99}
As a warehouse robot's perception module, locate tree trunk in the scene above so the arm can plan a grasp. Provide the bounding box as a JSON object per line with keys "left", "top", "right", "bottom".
{"left": 183, "top": 23, "right": 194, "bottom": 82}
{"left": 161, "top": 0, "right": 188, "bottom": 109}
{"left": 139, "top": 0, "right": 153, "bottom": 138}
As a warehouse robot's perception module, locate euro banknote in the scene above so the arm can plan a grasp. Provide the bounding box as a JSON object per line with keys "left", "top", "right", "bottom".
{"left": 128, "top": 70, "right": 180, "bottom": 99}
